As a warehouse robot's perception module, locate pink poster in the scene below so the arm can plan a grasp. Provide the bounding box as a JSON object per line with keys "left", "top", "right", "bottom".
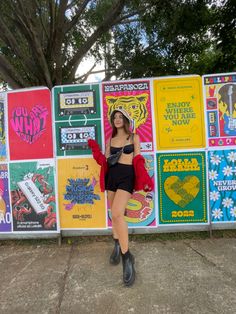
{"left": 7, "top": 88, "right": 53, "bottom": 160}
{"left": 102, "top": 80, "right": 154, "bottom": 151}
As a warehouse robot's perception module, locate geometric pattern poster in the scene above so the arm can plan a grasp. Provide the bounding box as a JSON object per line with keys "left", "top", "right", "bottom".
{"left": 157, "top": 151, "right": 208, "bottom": 224}
{"left": 153, "top": 76, "right": 206, "bottom": 150}
{"left": 52, "top": 84, "right": 102, "bottom": 157}
{"left": 57, "top": 158, "right": 106, "bottom": 229}
{"left": 7, "top": 88, "right": 53, "bottom": 160}
{"left": 208, "top": 149, "right": 236, "bottom": 222}
{"left": 9, "top": 160, "right": 58, "bottom": 232}
{"left": 102, "top": 79, "right": 154, "bottom": 152}
{"left": 0, "top": 164, "right": 11, "bottom": 232}
{"left": 0, "top": 93, "right": 7, "bottom": 161}
{"left": 108, "top": 154, "right": 156, "bottom": 227}
{"left": 203, "top": 73, "right": 236, "bottom": 147}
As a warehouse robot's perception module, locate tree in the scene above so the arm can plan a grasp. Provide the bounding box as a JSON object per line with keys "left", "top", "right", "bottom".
{"left": 0, "top": 0, "right": 130, "bottom": 88}
{"left": 0, "top": 0, "right": 235, "bottom": 89}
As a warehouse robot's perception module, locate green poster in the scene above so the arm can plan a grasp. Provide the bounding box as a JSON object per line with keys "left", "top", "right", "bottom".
{"left": 53, "top": 83, "right": 101, "bottom": 121}
{"left": 157, "top": 151, "right": 208, "bottom": 224}
{"left": 55, "top": 120, "right": 102, "bottom": 156}
{"left": 53, "top": 83, "right": 102, "bottom": 157}
{"left": 9, "top": 160, "right": 58, "bottom": 232}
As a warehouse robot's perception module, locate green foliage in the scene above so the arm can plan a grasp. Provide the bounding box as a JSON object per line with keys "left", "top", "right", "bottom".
{"left": 0, "top": 0, "right": 235, "bottom": 89}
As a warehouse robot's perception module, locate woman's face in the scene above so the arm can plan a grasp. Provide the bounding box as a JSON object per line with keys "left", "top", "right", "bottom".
{"left": 113, "top": 112, "right": 125, "bottom": 128}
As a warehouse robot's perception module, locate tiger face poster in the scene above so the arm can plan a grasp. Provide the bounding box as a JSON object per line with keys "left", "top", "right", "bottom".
{"left": 208, "top": 149, "right": 236, "bottom": 222}
{"left": 9, "top": 160, "right": 58, "bottom": 232}
{"left": 102, "top": 80, "right": 154, "bottom": 152}
{"left": 57, "top": 157, "right": 106, "bottom": 229}
{"left": 203, "top": 73, "right": 236, "bottom": 147}
{"left": 157, "top": 151, "right": 208, "bottom": 224}
{"left": 0, "top": 164, "right": 11, "bottom": 232}
{"left": 153, "top": 76, "right": 206, "bottom": 150}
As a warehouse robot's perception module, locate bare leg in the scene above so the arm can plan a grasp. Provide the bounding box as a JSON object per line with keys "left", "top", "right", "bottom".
{"left": 107, "top": 190, "right": 118, "bottom": 239}
{"left": 111, "top": 189, "right": 131, "bottom": 254}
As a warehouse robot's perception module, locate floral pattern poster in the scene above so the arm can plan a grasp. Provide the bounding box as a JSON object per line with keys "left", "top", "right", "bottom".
{"left": 208, "top": 149, "right": 236, "bottom": 222}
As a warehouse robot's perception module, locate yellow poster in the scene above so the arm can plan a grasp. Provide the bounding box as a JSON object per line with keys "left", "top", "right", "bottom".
{"left": 153, "top": 76, "right": 206, "bottom": 150}
{"left": 57, "top": 157, "right": 106, "bottom": 229}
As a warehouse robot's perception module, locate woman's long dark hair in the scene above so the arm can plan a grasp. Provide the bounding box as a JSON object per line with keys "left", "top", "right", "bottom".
{"left": 110, "top": 110, "right": 131, "bottom": 138}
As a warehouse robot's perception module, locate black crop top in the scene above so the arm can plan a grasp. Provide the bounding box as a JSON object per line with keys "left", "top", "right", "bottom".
{"left": 110, "top": 144, "right": 134, "bottom": 155}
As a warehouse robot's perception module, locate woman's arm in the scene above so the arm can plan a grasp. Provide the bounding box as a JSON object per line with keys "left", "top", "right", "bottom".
{"left": 133, "top": 133, "right": 141, "bottom": 157}
{"left": 105, "top": 138, "right": 111, "bottom": 159}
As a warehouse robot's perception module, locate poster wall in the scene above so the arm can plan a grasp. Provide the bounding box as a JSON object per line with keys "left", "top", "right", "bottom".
{"left": 102, "top": 79, "right": 154, "bottom": 152}
{"left": 203, "top": 73, "right": 236, "bottom": 147}
{"left": 53, "top": 84, "right": 102, "bottom": 156}
{"left": 208, "top": 149, "right": 236, "bottom": 222}
{"left": 7, "top": 88, "right": 53, "bottom": 160}
{"left": 153, "top": 76, "right": 206, "bottom": 150}
{"left": 9, "top": 160, "right": 58, "bottom": 232}
{"left": 57, "top": 158, "right": 106, "bottom": 229}
{"left": 0, "top": 164, "right": 11, "bottom": 232}
{"left": 157, "top": 151, "right": 208, "bottom": 224}
{"left": 107, "top": 154, "right": 156, "bottom": 228}
{"left": 0, "top": 93, "right": 7, "bottom": 161}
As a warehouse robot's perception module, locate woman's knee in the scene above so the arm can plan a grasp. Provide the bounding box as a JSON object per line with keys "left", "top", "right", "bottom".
{"left": 111, "top": 208, "right": 124, "bottom": 222}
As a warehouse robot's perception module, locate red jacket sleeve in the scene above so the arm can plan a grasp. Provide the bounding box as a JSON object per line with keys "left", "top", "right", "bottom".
{"left": 88, "top": 139, "right": 108, "bottom": 192}
{"left": 133, "top": 154, "right": 154, "bottom": 192}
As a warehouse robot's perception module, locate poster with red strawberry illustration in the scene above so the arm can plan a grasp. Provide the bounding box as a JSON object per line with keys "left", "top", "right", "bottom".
{"left": 7, "top": 88, "right": 53, "bottom": 160}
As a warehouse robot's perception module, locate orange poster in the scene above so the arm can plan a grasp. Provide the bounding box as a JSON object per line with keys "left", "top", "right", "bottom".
{"left": 57, "top": 157, "right": 106, "bottom": 229}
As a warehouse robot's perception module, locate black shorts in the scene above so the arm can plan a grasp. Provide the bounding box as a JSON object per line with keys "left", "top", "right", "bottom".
{"left": 105, "top": 163, "right": 135, "bottom": 194}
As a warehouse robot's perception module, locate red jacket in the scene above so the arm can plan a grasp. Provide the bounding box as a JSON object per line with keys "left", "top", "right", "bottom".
{"left": 88, "top": 139, "right": 154, "bottom": 192}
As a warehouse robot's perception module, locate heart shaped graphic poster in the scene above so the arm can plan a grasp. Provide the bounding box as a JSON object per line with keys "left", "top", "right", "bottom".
{"left": 164, "top": 175, "right": 200, "bottom": 208}
{"left": 7, "top": 88, "right": 53, "bottom": 160}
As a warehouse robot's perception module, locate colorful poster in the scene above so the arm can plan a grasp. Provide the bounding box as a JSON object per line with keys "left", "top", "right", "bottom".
{"left": 57, "top": 158, "right": 106, "bottom": 229}
{"left": 0, "top": 164, "right": 11, "bottom": 232}
{"left": 9, "top": 160, "right": 57, "bottom": 232}
{"left": 102, "top": 80, "right": 154, "bottom": 152}
{"left": 7, "top": 88, "right": 53, "bottom": 160}
{"left": 55, "top": 121, "right": 102, "bottom": 157}
{"left": 153, "top": 76, "right": 205, "bottom": 150}
{"left": 108, "top": 154, "right": 156, "bottom": 227}
{"left": 203, "top": 73, "right": 236, "bottom": 147}
{"left": 157, "top": 151, "right": 208, "bottom": 224}
{"left": 53, "top": 83, "right": 101, "bottom": 121}
{"left": 0, "top": 93, "right": 7, "bottom": 160}
{"left": 53, "top": 84, "right": 102, "bottom": 156}
{"left": 208, "top": 149, "right": 236, "bottom": 222}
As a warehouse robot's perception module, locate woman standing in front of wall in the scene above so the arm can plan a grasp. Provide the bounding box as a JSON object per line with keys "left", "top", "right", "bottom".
{"left": 88, "top": 108, "right": 153, "bottom": 287}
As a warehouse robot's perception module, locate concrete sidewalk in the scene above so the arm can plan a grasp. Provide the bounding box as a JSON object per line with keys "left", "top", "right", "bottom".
{"left": 0, "top": 237, "right": 236, "bottom": 314}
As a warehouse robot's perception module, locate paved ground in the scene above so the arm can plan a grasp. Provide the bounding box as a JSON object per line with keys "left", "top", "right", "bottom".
{"left": 1, "top": 236, "right": 236, "bottom": 314}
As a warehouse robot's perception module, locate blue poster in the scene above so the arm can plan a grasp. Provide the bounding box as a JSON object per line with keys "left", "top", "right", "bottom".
{"left": 208, "top": 149, "right": 236, "bottom": 222}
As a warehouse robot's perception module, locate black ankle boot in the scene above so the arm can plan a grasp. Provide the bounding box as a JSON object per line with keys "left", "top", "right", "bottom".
{"left": 110, "top": 239, "right": 121, "bottom": 265}
{"left": 121, "top": 250, "right": 135, "bottom": 286}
